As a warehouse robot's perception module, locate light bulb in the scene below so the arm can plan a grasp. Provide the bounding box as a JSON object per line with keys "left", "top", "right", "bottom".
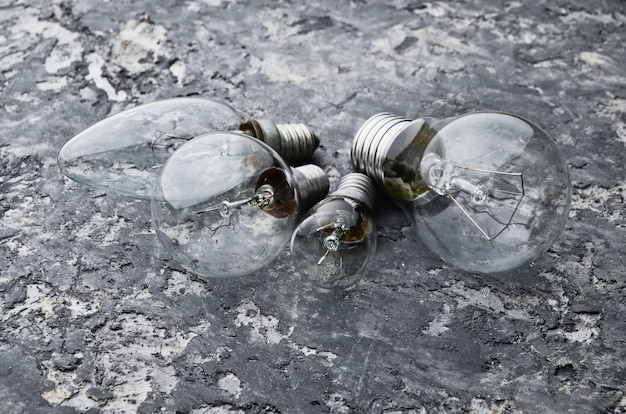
{"left": 352, "top": 111, "right": 571, "bottom": 273}
{"left": 290, "top": 173, "right": 377, "bottom": 289}
{"left": 151, "top": 131, "right": 329, "bottom": 278}
{"left": 58, "top": 97, "right": 319, "bottom": 199}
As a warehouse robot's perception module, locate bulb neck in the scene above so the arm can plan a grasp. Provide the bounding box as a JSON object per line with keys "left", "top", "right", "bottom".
{"left": 240, "top": 119, "right": 319, "bottom": 165}
{"left": 331, "top": 173, "right": 377, "bottom": 212}
{"left": 291, "top": 164, "right": 329, "bottom": 213}
{"left": 351, "top": 113, "right": 414, "bottom": 186}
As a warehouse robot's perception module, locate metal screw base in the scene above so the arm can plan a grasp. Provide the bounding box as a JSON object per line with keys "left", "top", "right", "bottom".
{"left": 351, "top": 113, "right": 411, "bottom": 186}
{"left": 331, "top": 173, "right": 377, "bottom": 212}
{"left": 240, "top": 119, "right": 320, "bottom": 165}
{"left": 292, "top": 164, "right": 329, "bottom": 213}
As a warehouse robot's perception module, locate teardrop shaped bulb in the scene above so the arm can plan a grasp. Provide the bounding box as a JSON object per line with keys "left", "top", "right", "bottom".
{"left": 58, "top": 98, "right": 248, "bottom": 199}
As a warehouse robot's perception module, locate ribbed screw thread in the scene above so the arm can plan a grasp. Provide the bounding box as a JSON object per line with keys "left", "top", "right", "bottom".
{"left": 292, "top": 164, "right": 329, "bottom": 213}
{"left": 351, "top": 113, "right": 411, "bottom": 186}
{"left": 240, "top": 119, "right": 319, "bottom": 165}
{"left": 275, "top": 123, "right": 319, "bottom": 165}
{"left": 331, "top": 173, "right": 377, "bottom": 212}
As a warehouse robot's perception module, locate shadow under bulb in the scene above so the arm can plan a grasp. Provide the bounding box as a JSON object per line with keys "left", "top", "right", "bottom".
{"left": 352, "top": 111, "right": 571, "bottom": 274}
{"left": 151, "top": 131, "right": 329, "bottom": 278}
{"left": 290, "top": 173, "right": 377, "bottom": 289}
{"left": 58, "top": 97, "right": 318, "bottom": 199}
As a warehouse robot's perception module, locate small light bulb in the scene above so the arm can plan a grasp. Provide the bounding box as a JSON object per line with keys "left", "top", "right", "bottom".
{"left": 58, "top": 97, "right": 319, "bottom": 199}
{"left": 290, "top": 173, "right": 377, "bottom": 289}
{"left": 352, "top": 111, "right": 571, "bottom": 273}
{"left": 151, "top": 132, "right": 329, "bottom": 278}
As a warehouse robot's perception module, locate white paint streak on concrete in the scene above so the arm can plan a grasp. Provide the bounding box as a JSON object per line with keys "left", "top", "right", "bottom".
{"left": 234, "top": 299, "right": 290, "bottom": 345}
{"left": 67, "top": 296, "right": 100, "bottom": 318}
{"left": 422, "top": 303, "right": 452, "bottom": 336}
{"left": 289, "top": 343, "right": 338, "bottom": 362}
{"left": 0, "top": 51, "right": 26, "bottom": 72}
{"left": 183, "top": 345, "right": 232, "bottom": 369}
{"left": 201, "top": 0, "right": 222, "bottom": 6}
{"left": 562, "top": 313, "right": 601, "bottom": 344}
{"left": 164, "top": 270, "right": 208, "bottom": 296}
{"left": 190, "top": 406, "right": 245, "bottom": 414}
{"left": 6, "top": 9, "right": 83, "bottom": 74}
{"left": 217, "top": 372, "right": 242, "bottom": 398}
{"left": 73, "top": 212, "right": 126, "bottom": 246}
{"left": 21, "top": 17, "right": 82, "bottom": 74}
{"left": 1, "top": 284, "right": 56, "bottom": 323}
{"left": 110, "top": 18, "right": 169, "bottom": 75}
{"left": 234, "top": 300, "right": 339, "bottom": 365}
{"left": 37, "top": 76, "right": 69, "bottom": 92}
{"left": 326, "top": 393, "right": 350, "bottom": 414}
{"left": 41, "top": 355, "right": 95, "bottom": 409}
{"left": 85, "top": 53, "right": 128, "bottom": 102}
{"left": 469, "top": 397, "right": 510, "bottom": 414}
{"left": 169, "top": 59, "right": 187, "bottom": 85}
{"left": 447, "top": 282, "right": 533, "bottom": 320}
{"left": 41, "top": 387, "right": 73, "bottom": 405}
{"left": 578, "top": 51, "right": 614, "bottom": 68}
{"left": 560, "top": 10, "right": 622, "bottom": 25}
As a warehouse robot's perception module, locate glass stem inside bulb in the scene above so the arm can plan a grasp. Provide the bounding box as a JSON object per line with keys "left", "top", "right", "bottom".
{"left": 199, "top": 184, "right": 276, "bottom": 218}
{"left": 317, "top": 222, "right": 348, "bottom": 265}
{"left": 421, "top": 153, "right": 524, "bottom": 241}
{"left": 423, "top": 154, "right": 487, "bottom": 200}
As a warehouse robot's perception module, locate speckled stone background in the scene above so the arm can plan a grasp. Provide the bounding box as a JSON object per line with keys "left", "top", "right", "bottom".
{"left": 1, "top": 0, "right": 625, "bottom": 413}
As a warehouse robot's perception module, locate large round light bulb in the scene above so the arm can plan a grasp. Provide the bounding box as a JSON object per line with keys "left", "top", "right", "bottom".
{"left": 58, "top": 97, "right": 319, "bottom": 199}
{"left": 352, "top": 111, "right": 571, "bottom": 274}
{"left": 151, "top": 132, "right": 329, "bottom": 278}
{"left": 290, "top": 173, "right": 377, "bottom": 289}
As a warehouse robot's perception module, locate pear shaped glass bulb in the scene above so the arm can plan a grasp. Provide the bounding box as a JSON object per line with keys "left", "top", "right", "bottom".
{"left": 58, "top": 97, "right": 319, "bottom": 199}
{"left": 151, "top": 132, "right": 329, "bottom": 278}
{"left": 352, "top": 111, "right": 571, "bottom": 274}
{"left": 290, "top": 173, "right": 377, "bottom": 289}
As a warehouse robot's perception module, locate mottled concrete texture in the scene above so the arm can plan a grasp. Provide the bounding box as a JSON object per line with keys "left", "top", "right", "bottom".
{"left": 1, "top": 0, "right": 625, "bottom": 413}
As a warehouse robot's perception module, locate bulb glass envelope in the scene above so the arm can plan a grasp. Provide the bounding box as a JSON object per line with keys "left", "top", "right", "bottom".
{"left": 151, "top": 132, "right": 299, "bottom": 278}
{"left": 291, "top": 197, "right": 376, "bottom": 289}
{"left": 58, "top": 98, "right": 247, "bottom": 199}
{"left": 377, "top": 112, "right": 571, "bottom": 273}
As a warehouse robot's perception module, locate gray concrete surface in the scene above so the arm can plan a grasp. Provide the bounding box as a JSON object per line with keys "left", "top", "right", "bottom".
{"left": 1, "top": 0, "right": 625, "bottom": 413}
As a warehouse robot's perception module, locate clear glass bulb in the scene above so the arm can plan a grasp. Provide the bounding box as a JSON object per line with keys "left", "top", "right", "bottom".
{"left": 290, "top": 173, "right": 377, "bottom": 289}
{"left": 58, "top": 97, "right": 319, "bottom": 199}
{"left": 352, "top": 111, "right": 571, "bottom": 274}
{"left": 151, "top": 132, "right": 329, "bottom": 278}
